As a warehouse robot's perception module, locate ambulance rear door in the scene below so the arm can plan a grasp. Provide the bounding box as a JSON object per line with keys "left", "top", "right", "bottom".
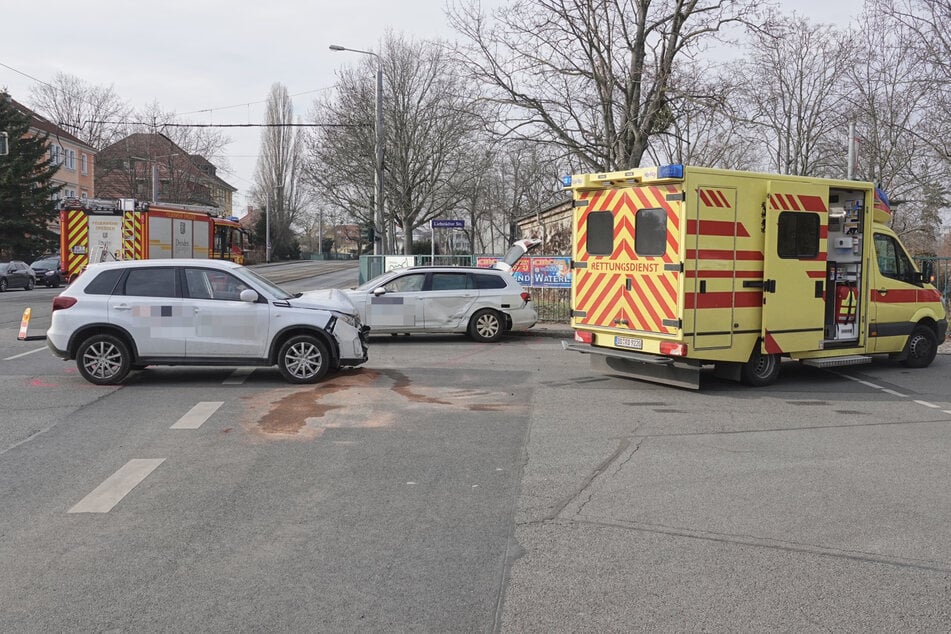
{"left": 572, "top": 184, "right": 684, "bottom": 339}
{"left": 762, "top": 181, "right": 828, "bottom": 353}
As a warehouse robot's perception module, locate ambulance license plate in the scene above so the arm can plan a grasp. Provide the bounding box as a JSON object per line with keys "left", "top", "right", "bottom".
{"left": 615, "top": 336, "right": 643, "bottom": 350}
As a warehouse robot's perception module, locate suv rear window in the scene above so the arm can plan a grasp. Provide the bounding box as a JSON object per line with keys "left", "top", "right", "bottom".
{"left": 121, "top": 267, "right": 178, "bottom": 297}
{"left": 83, "top": 269, "right": 124, "bottom": 295}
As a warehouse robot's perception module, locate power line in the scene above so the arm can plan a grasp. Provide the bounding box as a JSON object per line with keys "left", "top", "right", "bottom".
{"left": 86, "top": 120, "right": 365, "bottom": 128}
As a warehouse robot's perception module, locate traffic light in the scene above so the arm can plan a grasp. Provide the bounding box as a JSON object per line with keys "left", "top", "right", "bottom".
{"left": 361, "top": 224, "right": 375, "bottom": 244}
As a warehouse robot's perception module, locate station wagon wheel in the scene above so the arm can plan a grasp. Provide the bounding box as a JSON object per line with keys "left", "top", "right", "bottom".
{"left": 278, "top": 335, "right": 330, "bottom": 384}
{"left": 901, "top": 325, "right": 938, "bottom": 368}
{"left": 0, "top": 278, "right": 6, "bottom": 292}
{"left": 25, "top": 278, "right": 34, "bottom": 291}
{"left": 468, "top": 308, "right": 504, "bottom": 343}
{"left": 740, "top": 342, "right": 780, "bottom": 387}
{"left": 77, "top": 334, "right": 132, "bottom": 385}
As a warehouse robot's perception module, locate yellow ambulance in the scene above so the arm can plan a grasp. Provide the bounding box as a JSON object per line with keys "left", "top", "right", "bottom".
{"left": 562, "top": 165, "right": 948, "bottom": 388}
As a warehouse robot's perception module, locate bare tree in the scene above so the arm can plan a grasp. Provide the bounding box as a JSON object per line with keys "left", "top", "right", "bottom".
{"left": 134, "top": 101, "right": 233, "bottom": 173}
{"left": 253, "top": 83, "right": 309, "bottom": 260}
{"left": 29, "top": 72, "right": 132, "bottom": 150}
{"left": 307, "top": 33, "right": 484, "bottom": 254}
{"left": 732, "top": 14, "right": 857, "bottom": 176}
{"left": 448, "top": 0, "right": 762, "bottom": 171}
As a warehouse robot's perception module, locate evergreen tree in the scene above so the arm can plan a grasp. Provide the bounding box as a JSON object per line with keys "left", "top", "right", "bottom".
{"left": 0, "top": 93, "right": 62, "bottom": 259}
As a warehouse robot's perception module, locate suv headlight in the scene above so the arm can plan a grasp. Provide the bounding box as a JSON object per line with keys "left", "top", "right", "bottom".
{"left": 332, "top": 311, "right": 360, "bottom": 329}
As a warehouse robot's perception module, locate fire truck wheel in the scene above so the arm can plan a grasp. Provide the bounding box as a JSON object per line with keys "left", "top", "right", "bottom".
{"left": 740, "top": 345, "right": 780, "bottom": 387}
{"left": 76, "top": 334, "right": 132, "bottom": 385}
{"left": 901, "top": 325, "right": 938, "bottom": 368}
{"left": 469, "top": 309, "right": 504, "bottom": 342}
{"left": 278, "top": 335, "right": 330, "bottom": 384}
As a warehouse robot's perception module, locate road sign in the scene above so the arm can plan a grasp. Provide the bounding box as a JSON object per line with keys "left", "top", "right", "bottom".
{"left": 431, "top": 219, "right": 465, "bottom": 229}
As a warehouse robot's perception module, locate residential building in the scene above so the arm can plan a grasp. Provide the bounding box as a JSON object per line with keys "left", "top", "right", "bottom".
{"left": 10, "top": 96, "right": 97, "bottom": 202}
{"left": 516, "top": 199, "right": 573, "bottom": 255}
{"left": 95, "top": 133, "right": 236, "bottom": 215}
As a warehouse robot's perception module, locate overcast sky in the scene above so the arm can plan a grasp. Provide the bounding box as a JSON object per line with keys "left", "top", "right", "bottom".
{"left": 1, "top": 0, "right": 865, "bottom": 215}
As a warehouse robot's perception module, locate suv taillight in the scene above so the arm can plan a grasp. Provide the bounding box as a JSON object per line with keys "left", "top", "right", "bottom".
{"left": 52, "top": 296, "right": 77, "bottom": 312}
{"left": 520, "top": 291, "right": 531, "bottom": 302}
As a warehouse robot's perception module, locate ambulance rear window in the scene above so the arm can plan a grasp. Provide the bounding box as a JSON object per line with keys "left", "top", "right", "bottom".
{"left": 635, "top": 208, "right": 667, "bottom": 256}
{"left": 777, "top": 212, "right": 820, "bottom": 259}
{"left": 586, "top": 211, "right": 614, "bottom": 255}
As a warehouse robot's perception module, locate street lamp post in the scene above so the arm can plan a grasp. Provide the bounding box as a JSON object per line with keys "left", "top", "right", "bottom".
{"left": 330, "top": 43, "right": 385, "bottom": 255}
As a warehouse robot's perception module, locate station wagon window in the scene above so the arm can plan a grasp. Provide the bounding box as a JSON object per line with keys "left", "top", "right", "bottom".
{"left": 586, "top": 211, "right": 614, "bottom": 256}
{"left": 122, "top": 267, "right": 177, "bottom": 298}
{"left": 777, "top": 212, "right": 820, "bottom": 259}
{"left": 635, "top": 208, "right": 667, "bottom": 256}
{"left": 430, "top": 272, "right": 469, "bottom": 291}
{"left": 383, "top": 273, "right": 425, "bottom": 293}
{"left": 873, "top": 233, "right": 916, "bottom": 283}
{"left": 472, "top": 273, "right": 507, "bottom": 289}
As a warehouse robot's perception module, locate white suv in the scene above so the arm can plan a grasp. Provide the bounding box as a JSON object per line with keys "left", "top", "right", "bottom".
{"left": 47, "top": 259, "right": 369, "bottom": 385}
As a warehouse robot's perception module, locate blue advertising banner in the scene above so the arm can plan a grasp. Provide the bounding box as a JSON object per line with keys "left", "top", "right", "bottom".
{"left": 475, "top": 256, "right": 572, "bottom": 288}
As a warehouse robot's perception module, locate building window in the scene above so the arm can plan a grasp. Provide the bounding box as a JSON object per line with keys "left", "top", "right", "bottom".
{"left": 81, "top": 191, "right": 88, "bottom": 201}
{"left": 50, "top": 145, "right": 62, "bottom": 165}
{"left": 65, "top": 149, "right": 76, "bottom": 170}
{"left": 81, "top": 153, "right": 88, "bottom": 175}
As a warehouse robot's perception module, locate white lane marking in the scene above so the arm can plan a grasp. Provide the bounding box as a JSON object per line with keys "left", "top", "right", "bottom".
{"left": 3, "top": 346, "right": 48, "bottom": 361}
{"left": 881, "top": 389, "right": 907, "bottom": 397}
{"left": 223, "top": 368, "right": 254, "bottom": 384}
{"left": 944, "top": 411, "right": 951, "bottom": 416}
{"left": 68, "top": 459, "right": 165, "bottom": 514}
{"left": 914, "top": 400, "right": 941, "bottom": 409}
{"left": 170, "top": 401, "right": 223, "bottom": 429}
{"left": 839, "top": 374, "right": 882, "bottom": 389}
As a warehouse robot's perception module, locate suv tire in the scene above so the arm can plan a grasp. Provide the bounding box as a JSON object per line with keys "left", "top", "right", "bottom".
{"left": 278, "top": 335, "right": 330, "bottom": 384}
{"left": 77, "top": 334, "right": 132, "bottom": 385}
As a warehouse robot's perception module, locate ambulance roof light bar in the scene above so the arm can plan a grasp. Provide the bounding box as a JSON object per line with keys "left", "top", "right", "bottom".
{"left": 562, "top": 164, "right": 684, "bottom": 189}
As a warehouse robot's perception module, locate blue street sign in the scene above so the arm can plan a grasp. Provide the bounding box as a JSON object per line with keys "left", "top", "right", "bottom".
{"left": 431, "top": 219, "right": 465, "bottom": 229}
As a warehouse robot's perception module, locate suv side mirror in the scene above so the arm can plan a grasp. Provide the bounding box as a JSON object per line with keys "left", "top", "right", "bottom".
{"left": 239, "top": 288, "right": 259, "bottom": 302}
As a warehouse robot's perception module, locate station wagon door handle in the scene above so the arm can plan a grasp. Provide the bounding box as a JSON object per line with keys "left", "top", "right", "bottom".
{"left": 113, "top": 305, "right": 131, "bottom": 311}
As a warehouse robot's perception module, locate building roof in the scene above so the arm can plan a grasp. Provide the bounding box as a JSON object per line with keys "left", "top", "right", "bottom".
{"left": 7, "top": 95, "right": 96, "bottom": 152}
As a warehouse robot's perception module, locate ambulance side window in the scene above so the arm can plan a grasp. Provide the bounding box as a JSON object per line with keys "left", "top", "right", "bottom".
{"left": 777, "top": 212, "right": 819, "bottom": 259}
{"left": 873, "top": 233, "right": 916, "bottom": 283}
{"left": 635, "top": 208, "right": 667, "bottom": 256}
{"left": 586, "top": 211, "right": 614, "bottom": 255}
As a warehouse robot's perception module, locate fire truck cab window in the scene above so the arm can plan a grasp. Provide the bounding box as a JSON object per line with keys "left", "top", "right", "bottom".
{"left": 635, "top": 208, "right": 667, "bottom": 257}
{"left": 874, "top": 233, "right": 916, "bottom": 283}
{"left": 586, "top": 211, "right": 614, "bottom": 255}
{"left": 777, "top": 212, "right": 820, "bottom": 259}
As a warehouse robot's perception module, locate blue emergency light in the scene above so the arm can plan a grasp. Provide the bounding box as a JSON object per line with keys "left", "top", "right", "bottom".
{"left": 657, "top": 164, "right": 684, "bottom": 179}
{"left": 561, "top": 175, "right": 573, "bottom": 187}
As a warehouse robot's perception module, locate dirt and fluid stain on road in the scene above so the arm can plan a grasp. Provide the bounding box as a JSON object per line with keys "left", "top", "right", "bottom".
{"left": 244, "top": 368, "right": 518, "bottom": 439}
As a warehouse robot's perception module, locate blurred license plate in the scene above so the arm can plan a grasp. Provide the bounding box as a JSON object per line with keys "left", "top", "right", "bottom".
{"left": 615, "top": 336, "right": 643, "bottom": 350}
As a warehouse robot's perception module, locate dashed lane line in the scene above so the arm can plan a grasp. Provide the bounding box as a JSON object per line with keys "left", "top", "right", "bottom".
{"left": 223, "top": 368, "right": 254, "bottom": 384}
{"left": 68, "top": 459, "right": 165, "bottom": 514}
{"left": 170, "top": 401, "right": 223, "bottom": 429}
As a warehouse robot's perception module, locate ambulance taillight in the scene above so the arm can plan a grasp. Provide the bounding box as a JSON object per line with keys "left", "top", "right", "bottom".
{"left": 574, "top": 331, "right": 593, "bottom": 344}
{"left": 660, "top": 341, "right": 687, "bottom": 356}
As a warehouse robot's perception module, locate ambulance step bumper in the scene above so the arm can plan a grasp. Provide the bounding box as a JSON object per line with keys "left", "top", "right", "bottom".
{"left": 800, "top": 355, "right": 872, "bottom": 368}
{"left": 562, "top": 341, "right": 702, "bottom": 390}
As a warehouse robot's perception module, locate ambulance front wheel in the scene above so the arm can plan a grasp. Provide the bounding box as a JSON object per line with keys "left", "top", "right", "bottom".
{"left": 740, "top": 345, "right": 780, "bottom": 387}
{"left": 901, "top": 325, "right": 938, "bottom": 369}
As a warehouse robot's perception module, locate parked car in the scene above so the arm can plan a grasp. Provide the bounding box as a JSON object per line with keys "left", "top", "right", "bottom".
{"left": 30, "top": 256, "right": 65, "bottom": 288}
{"left": 46, "top": 259, "right": 369, "bottom": 385}
{"left": 0, "top": 260, "right": 36, "bottom": 291}
{"left": 345, "top": 239, "right": 541, "bottom": 342}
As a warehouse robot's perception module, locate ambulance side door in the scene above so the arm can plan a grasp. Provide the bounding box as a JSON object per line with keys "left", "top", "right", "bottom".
{"left": 761, "top": 182, "right": 828, "bottom": 354}
{"left": 869, "top": 231, "right": 922, "bottom": 353}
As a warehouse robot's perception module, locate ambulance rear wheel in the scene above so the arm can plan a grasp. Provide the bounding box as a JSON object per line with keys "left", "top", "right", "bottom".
{"left": 901, "top": 325, "right": 938, "bottom": 369}
{"left": 740, "top": 346, "right": 780, "bottom": 387}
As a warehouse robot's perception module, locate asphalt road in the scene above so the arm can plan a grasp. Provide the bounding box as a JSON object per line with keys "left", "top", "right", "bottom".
{"left": 2, "top": 260, "right": 951, "bottom": 631}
